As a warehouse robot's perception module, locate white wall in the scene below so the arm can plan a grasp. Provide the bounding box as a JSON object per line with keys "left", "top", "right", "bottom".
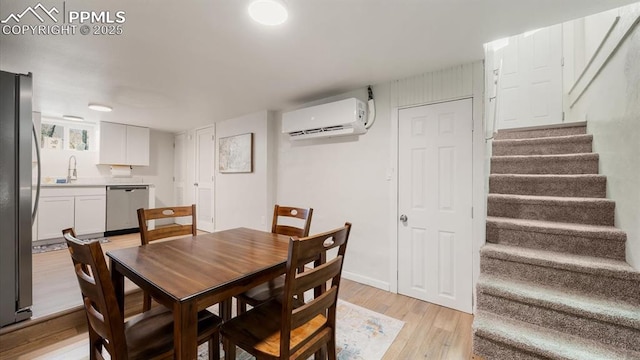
{"left": 275, "top": 86, "right": 392, "bottom": 290}
{"left": 569, "top": 10, "right": 640, "bottom": 269}
{"left": 134, "top": 130, "right": 176, "bottom": 209}
{"left": 214, "top": 111, "right": 276, "bottom": 231}
{"left": 276, "top": 62, "right": 486, "bottom": 292}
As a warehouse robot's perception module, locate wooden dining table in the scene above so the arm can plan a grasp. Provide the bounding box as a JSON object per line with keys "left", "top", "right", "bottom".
{"left": 106, "top": 227, "right": 291, "bottom": 360}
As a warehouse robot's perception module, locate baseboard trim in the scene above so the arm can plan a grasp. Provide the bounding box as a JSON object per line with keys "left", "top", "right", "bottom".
{"left": 342, "top": 271, "right": 390, "bottom": 291}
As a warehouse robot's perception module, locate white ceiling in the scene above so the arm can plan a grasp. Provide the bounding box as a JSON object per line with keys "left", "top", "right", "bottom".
{"left": 1, "top": 0, "right": 635, "bottom": 132}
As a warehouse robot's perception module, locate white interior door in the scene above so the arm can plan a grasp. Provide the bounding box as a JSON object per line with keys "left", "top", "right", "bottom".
{"left": 397, "top": 99, "right": 473, "bottom": 314}
{"left": 497, "top": 24, "right": 563, "bottom": 129}
{"left": 195, "top": 127, "right": 215, "bottom": 232}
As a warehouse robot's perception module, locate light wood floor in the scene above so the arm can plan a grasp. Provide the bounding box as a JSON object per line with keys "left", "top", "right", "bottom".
{"left": 27, "top": 232, "right": 474, "bottom": 359}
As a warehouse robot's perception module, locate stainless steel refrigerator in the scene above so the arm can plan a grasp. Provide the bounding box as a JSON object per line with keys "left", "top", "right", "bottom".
{"left": 0, "top": 70, "right": 39, "bottom": 327}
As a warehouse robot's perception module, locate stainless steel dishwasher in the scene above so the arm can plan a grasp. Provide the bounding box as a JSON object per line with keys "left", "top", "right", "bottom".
{"left": 106, "top": 185, "right": 149, "bottom": 235}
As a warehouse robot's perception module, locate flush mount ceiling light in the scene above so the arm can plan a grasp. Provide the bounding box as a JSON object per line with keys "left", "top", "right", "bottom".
{"left": 248, "top": 0, "right": 288, "bottom": 26}
{"left": 88, "top": 103, "right": 113, "bottom": 112}
{"left": 62, "top": 115, "right": 84, "bottom": 121}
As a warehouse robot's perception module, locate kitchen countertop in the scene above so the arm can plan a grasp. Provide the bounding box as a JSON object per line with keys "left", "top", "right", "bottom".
{"left": 41, "top": 183, "right": 153, "bottom": 188}
{"left": 39, "top": 181, "right": 154, "bottom": 188}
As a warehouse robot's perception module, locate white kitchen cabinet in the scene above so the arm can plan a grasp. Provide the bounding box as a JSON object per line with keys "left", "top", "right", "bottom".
{"left": 74, "top": 195, "right": 106, "bottom": 235}
{"left": 99, "top": 122, "right": 150, "bottom": 166}
{"left": 125, "top": 125, "right": 150, "bottom": 166}
{"left": 99, "top": 122, "right": 126, "bottom": 165}
{"left": 37, "top": 187, "right": 106, "bottom": 241}
{"left": 37, "top": 196, "right": 75, "bottom": 240}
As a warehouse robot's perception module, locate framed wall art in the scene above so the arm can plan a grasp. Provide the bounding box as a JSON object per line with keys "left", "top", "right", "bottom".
{"left": 218, "top": 132, "right": 253, "bottom": 173}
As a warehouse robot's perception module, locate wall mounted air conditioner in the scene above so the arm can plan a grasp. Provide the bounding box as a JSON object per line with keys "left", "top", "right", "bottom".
{"left": 282, "top": 98, "right": 367, "bottom": 140}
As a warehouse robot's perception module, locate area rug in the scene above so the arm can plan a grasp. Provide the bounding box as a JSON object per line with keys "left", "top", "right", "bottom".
{"left": 199, "top": 300, "right": 405, "bottom": 359}
{"left": 32, "top": 237, "right": 109, "bottom": 254}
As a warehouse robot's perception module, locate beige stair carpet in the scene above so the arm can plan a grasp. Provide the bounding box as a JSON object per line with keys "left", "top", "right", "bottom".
{"left": 473, "top": 124, "right": 640, "bottom": 360}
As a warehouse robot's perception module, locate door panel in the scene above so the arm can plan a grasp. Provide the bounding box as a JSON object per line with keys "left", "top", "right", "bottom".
{"left": 497, "top": 24, "right": 563, "bottom": 129}
{"left": 195, "top": 127, "right": 215, "bottom": 232}
{"left": 398, "top": 99, "right": 473, "bottom": 313}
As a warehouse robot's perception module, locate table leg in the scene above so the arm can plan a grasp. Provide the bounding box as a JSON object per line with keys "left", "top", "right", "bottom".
{"left": 110, "top": 259, "right": 125, "bottom": 317}
{"left": 174, "top": 301, "right": 198, "bottom": 359}
{"left": 220, "top": 298, "right": 232, "bottom": 321}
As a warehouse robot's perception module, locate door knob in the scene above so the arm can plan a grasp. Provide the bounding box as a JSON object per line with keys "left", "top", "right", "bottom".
{"left": 399, "top": 214, "right": 408, "bottom": 222}
{"left": 193, "top": 183, "right": 199, "bottom": 186}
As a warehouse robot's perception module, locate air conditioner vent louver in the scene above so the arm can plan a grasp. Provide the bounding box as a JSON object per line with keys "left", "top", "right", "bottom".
{"left": 282, "top": 98, "right": 367, "bottom": 141}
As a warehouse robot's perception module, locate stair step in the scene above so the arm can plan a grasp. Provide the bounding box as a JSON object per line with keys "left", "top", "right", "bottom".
{"left": 473, "top": 311, "right": 640, "bottom": 360}
{"left": 477, "top": 274, "right": 640, "bottom": 351}
{"left": 491, "top": 153, "right": 599, "bottom": 175}
{"left": 480, "top": 244, "right": 640, "bottom": 304}
{"left": 486, "top": 216, "right": 626, "bottom": 260}
{"left": 494, "top": 124, "right": 587, "bottom": 140}
{"left": 487, "top": 194, "right": 615, "bottom": 226}
{"left": 489, "top": 174, "right": 606, "bottom": 198}
{"left": 492, "top": 134, "right": 593, "bottom": 156}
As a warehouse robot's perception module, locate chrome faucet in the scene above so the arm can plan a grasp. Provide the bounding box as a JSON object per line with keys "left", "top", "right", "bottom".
{"left": 67, "top": 155, "right": 77, "bottom": 182}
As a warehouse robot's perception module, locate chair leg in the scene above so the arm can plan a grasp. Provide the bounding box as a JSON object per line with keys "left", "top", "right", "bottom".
{"left": 223, "top": 338, "right": 236, "bottom": 360}
{"left": 236, "top": 298, "right": 247, "bottom": 315}
{"left": 327, "top": 337, "right": 337, "bottom": 360}
{"left": 208, "top": 332, "right": 220, "bottom": 360}
{"left": 142, "top": 291, "right": 151, "bottom": 312}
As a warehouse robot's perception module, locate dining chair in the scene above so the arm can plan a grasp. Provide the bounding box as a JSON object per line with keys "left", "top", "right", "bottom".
{"left": 221, "top": 222, "right": 352, "bottom": 360}
{"left": 137, "top": 204, "right": 197, "bottom": 311}
{"left": 62, "top": 227, "right": 222, "bottom": 360}
{"left": 137, "top": 204, "right": 197, "bottom": 245}
{"left": 236, "top": 204, "right": 314, "bottom": 315}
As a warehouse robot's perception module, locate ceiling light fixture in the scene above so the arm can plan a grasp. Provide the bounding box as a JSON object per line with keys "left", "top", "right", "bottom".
{"left": 62, "top": 115, "right": 84, "bottom": 121}
{"left": 248, "top": 0, "right": 288, "bottom": 26}
{"left": 88, "top": 103, "right": 113, "bottom": 112}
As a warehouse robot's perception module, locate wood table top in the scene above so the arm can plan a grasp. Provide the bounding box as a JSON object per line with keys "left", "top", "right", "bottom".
{"left": 106, "top": 227, "right": 291, "bottom": 302}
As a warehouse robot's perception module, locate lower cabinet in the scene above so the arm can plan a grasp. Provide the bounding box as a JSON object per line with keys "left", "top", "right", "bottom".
{"left": 37, "top": 187, "right": 106, "bottom": 240}
{"left": 75, "top": 195, "right": 107, "bottom": 235}
{"left": 37, "top": 196, "right": 75, "bottom": 240}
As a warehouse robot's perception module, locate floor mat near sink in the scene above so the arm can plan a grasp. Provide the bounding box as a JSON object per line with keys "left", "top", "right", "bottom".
{"left": 32, "top": 237, "right": 109, "bottom": 254}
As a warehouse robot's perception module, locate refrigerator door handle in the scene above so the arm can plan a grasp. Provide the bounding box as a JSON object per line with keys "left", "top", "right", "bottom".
{"left": 32, "top": 123, "right": 40, "bottom": 223}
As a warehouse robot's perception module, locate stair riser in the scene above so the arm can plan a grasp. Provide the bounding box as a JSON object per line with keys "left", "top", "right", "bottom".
{"left": 473, "top": 335, "right": 546, "bottom": 360}
{"left": 493, "top": 141, "right": 592, "bottom": 156}
{"left": 477, "top": 292, "right": 640, "bottom": 352}
{"left": 480, "top": 257, "right": 640, "bottom": 305}
{"left": 486, "top": 226, "right": 626, "bottom": 260}
{"left": 487, "top": 199, "right": 615, "bottom": 226}
{"left": 491, "top": 157, "right": 598, "bottom": 175}
{"left": 495, "top": 126, "right": 587, "bottom": 140}
{"left": 489, "top": 177, "right": 606, "bottom": 198}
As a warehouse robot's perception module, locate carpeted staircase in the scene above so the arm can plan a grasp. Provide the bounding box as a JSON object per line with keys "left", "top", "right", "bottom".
{"left": 473, "top": 124, "right": 640, "bottom": 360}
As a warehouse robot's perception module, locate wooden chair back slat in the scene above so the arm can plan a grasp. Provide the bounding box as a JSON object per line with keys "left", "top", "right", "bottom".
{"left": 144, "top": 224, "right": 195, "bottom": 242}
{"left": 293, "top": 257, "right": 342, "bottom": 296}
{"left": 291, "top": 286, "right": 338, "bottom": 329}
